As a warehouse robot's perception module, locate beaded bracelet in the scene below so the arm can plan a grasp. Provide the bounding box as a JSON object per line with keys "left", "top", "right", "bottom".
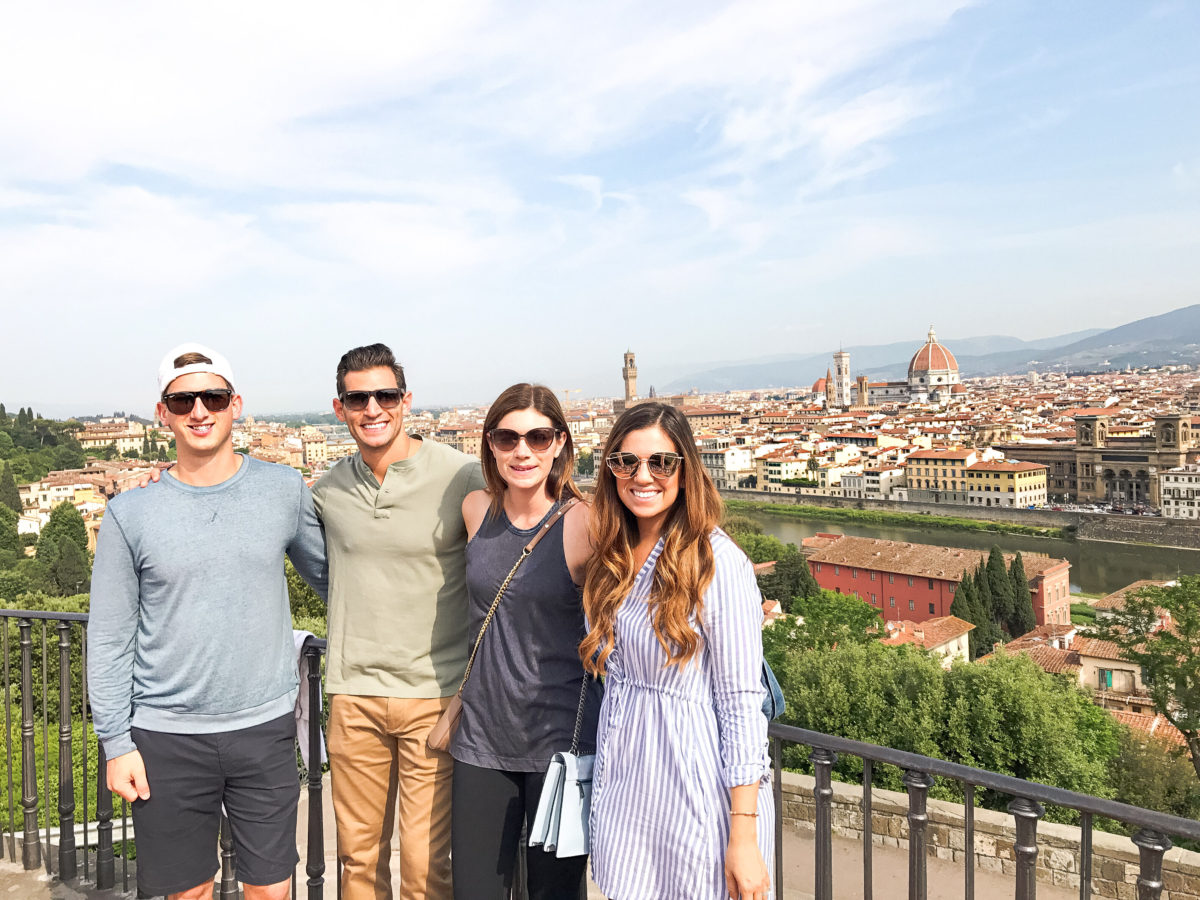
{"left": 730, "top": 811, "right": 758, "bottom": 817}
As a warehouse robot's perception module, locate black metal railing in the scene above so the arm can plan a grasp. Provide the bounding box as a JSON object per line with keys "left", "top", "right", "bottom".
{"left": 768, "top": 721, "right": 1200, "bottom": 900}
{"left": 0, "top": 609, "right": 330, "bottom": 899}
{"left": 5, "top": 605, "right": 1199, "bottom": 900}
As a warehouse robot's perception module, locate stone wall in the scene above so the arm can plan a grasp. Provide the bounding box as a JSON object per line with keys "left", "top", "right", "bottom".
{"left": 780, "top": 771, "right": 1200, "bottom": 899}
{"left": 721, "top": 489, "right": 1200, "bottom": 551}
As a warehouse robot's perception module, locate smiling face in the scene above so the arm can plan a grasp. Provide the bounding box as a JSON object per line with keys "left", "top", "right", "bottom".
{"left": 333, "top": 366, "right": 412, "bottom": 457}
{"left": 156, "top": 371, "right": 242, "bottom": 460}
{"left": 488, "top": 407, "right": 566, "bottom": 497}
{"left": 615, "top": 424, "right": 681, "bottom": 539}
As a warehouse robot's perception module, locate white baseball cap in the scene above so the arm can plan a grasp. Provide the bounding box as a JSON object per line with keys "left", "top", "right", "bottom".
{"left": 157, "top": 343, "right": 237, "bottom": 395}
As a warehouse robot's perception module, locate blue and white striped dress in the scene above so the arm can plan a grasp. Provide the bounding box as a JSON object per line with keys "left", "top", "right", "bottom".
{"left": 589, "top": 529, "right": 774, "bottom": 900}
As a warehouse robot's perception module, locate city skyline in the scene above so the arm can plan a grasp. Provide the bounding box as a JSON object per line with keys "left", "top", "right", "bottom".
{"left": 3, "top": 1, "right": 1199, "bottom": 414}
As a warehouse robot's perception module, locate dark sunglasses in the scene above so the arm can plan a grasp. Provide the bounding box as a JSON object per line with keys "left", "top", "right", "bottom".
{"left": 339, "top": 389, "right": 403, "bottom": 411}
{"left": 606, "top": 451, "right": 683, "bottom": 479}
{"left": 488, "top": 427, "right": 560, "bottom": 452}
{"left": 161, "top": 389, "right": 234, "bottom": 416}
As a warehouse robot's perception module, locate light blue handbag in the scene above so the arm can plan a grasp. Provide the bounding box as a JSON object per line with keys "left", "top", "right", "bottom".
{"left": 529, "top": 676, "right": 593, "bottom": 858}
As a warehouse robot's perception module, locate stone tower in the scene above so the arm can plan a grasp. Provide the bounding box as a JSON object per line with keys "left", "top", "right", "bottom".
{"left": 622, "top": 351, "right": 638, "bottom": 404}
{"left": 833, "top": 350, "right": 851, "bottom": 409}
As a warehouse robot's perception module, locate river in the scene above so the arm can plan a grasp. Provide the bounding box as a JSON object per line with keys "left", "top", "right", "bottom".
{"left": 739, "top": 508, "right": 1200, "bottom": 596}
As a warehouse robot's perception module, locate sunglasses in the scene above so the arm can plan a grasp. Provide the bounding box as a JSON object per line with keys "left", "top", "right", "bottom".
{"left": 488, "top": 427, "right": 560, "bottom": 452}
{"left": 606, "top": 451, "right": 683, "bottom": 479}
{"left": 339, "top": 389, "right": 404, "bottom": 412}
{"left": 161, "top": 389, "right": 234, "bottom": 416}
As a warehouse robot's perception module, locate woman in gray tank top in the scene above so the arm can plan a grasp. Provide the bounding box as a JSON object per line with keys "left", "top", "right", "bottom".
{"left": 450, "top": 383, "right": 599, "bottom": 899}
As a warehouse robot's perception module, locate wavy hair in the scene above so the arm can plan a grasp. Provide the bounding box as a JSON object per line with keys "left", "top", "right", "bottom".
{"left": 481, "top": 383, "right": 583, "bottom": 514}
{"left": 581, "top": 402, "right": 723, "bottom": 675}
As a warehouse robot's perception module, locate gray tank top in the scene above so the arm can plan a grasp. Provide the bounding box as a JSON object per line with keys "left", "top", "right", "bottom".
{"left": 451, "top": 500, "right": 601, "bottom": 772}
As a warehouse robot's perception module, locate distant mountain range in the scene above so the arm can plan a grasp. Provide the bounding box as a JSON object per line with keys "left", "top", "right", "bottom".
{"left": 662, "top": 304, "right": 1200, "bottom": 393}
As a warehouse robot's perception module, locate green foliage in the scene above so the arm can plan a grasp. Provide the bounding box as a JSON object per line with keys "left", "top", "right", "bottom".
{"left": 1070, "top": 602, "right": 1097, "bottom": 625}
{"left": 1088, "top": 577, "right": 1200, "bottom": 778}
{"left": 0, "top": 463, "right": 20, "bottom": 514}
{"left": 0, "top": 410, "right": 85, "bottom": 483}
{"left": 781, "top": 478, "right": 818, "bottom": 487}
{"left": 0, "top": 505, "right": 19, "bottom": 554}
{"left": 986, "top": 547, "right": 1015, "bottom": 633}
{"left": 731, "top": 531, "right": 790, "bottom": 564}
{"left": 51, "top": 540, "right": 90, "bottom": 595}
{"left": 1008, "top": 552, "right": 1036, "bottom": 636}
{"left": 37, "top": 502, "right": 88, "bottom": 560}
{"left": 788, "top": 590, "right": 881, "bottom": 649}
{"left": 286, "top": 559, "right": 325, "bottom": 621}
{"left": 574, "top": 448, "right": 594, "bottom": 477}
{"left": 721, "top": 514, "right": 762, "bottom": 537}
{"left": 756, "top": 546, "right": 821, "bottom": 613}
{"left": 721, "top": 499, "right": 1068, "bottom": 540}
{"left": 770, "top": 639, "right": 1124, "bottom": 818}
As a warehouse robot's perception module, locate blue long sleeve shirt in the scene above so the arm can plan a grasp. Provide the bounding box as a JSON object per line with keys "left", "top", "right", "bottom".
{"left": 87, "top": 456, "right": 328, "bottom": 759}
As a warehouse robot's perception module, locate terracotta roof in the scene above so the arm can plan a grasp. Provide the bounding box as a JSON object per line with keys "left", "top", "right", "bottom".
{"left": 1109, "top": 711, "right": 1187, "bottom": 748}
{"left": 998, "top": 643, "right": 1081, "bottom": 675}
{"left": 806, "top": 534, "right": 1068, "bottom": 583}
{"left": 1094, "top": 580, "right": 1170, "bottom": 610}
{"left": 906, "top": 448, "right": 976, "bottom": 460}
{"left": 908, "top": 328, "right": 959, "bottom": 375}
{"left": 1071, "top": 636, "right": 1126, "bottom": 661}
{"left": 880, "top": 616, "right": 974, "bottom": 650}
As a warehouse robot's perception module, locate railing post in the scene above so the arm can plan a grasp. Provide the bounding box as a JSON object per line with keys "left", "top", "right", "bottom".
{"left": 903, "top": 769, "right": 934, "bottom": 900}
{"left": 811, "top": 747, "right": 836, "bottom": 900}
{"left": 1130, "top": 829, "right": 1171, "bottom": 900}
{"left": 18, "top": 619, "right": 40, "bottom": 870}
{"left": 862, "top": 760, "right": 874, "bottom": 900}
{"left": 1009, "top": 797, "right": 1045, "bottom": 900}
{"left": 305, "top": 641, "right": 326, "bottom": 900}
{"left": 220, "top": 813, "right": 238, "bottom": 898}
{"left": 57, "top": 621, "right": 76, "bottom": 880}
{"left": 95, "top": 741, "right": 113, "bottom": 890}
{"left": 773, "top": 736, "right": 783, "bottom": 898}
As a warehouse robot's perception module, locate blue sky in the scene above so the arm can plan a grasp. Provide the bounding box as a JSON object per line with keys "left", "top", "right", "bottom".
{"left": 2, "top": 0, "right": 1198, "bottom": 415}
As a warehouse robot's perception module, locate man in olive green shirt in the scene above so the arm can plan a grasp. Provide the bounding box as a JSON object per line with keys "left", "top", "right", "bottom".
{"left": 312, "top": 343, "right": 484, "bottom": 900}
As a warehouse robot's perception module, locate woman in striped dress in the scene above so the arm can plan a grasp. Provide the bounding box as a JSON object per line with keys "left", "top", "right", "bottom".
{"left": 581, "top": 402, "right": 773, "bottom": 900}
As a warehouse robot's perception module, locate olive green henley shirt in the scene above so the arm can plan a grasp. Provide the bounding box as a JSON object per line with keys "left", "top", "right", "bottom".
{"left": 312, "top": 436, "right": 485, "bottom": 698}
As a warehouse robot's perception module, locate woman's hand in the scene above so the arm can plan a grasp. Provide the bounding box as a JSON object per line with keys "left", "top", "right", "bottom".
{"left": 724, "top": 824, "right": 770, "bottom": 899}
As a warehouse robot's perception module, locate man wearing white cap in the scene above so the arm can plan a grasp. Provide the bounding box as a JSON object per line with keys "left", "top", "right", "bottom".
{"left": 88, "top": 344, "right": 328, "bottom": 900}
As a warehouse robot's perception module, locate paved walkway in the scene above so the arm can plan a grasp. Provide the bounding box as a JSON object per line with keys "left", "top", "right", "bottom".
{"left": 0, "top": 775, "right": 1078, "bottom": 898}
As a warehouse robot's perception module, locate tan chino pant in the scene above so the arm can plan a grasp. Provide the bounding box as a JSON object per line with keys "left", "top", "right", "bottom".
{"left": 328, "top": 695, "right": 455, "bottom": 900}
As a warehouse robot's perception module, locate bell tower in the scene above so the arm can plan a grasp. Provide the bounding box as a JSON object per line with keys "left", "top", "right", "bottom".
{"left": 622, "top": 351, "right": 638, "bottom": 404}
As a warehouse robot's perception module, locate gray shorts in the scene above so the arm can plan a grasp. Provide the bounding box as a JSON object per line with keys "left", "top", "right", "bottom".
{"left": 130, "top": 712, "right": 300, "bottom": 896}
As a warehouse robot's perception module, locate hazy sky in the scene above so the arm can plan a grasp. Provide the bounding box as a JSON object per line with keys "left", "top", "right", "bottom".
{"left": 3, "top": 1, "right": 1199, "bottom": 416}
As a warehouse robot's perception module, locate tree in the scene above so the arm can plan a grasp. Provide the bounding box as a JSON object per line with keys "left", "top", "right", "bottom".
{"left": 731, "top": 531, "right": 789, "bottom": 564}
{"left": 1008, "top": 552, "right": 1036, "bottom": 635}
{"left": 787, "top": 590, "right": 882, "bottom": 650}
{"left": 721, "top": 514, "right": 762, "bottom": 538}
{"left": 1088, "top": 577, "right": 1200, "bottom": 779}
{"left": 16, "top": 408, "right": 28, "bottom": 428}
{"left": 0, "top": 402, "right": 7, "bottom": 425}
{"left": 0, "top": 463, "right": 20, "bottom": 514}
{"left": 1109, "top": 729, "right": 1200, "bottom": 831}
{"left": 757, "top": 546, "right": 821, "bottom": 613}
{"left": 37, "top": 502, "right": 88, "bottom": 560}
{"left": 0, "top": 505, "right": 20, "bottom": 554}
{"left": 574, "top": 448, "right": 594, "bottom": 477}
{"left": 950, "top": 576, "right": 981, "bottom": 657}
{"left": 986, "top": 547, "right": 1015, "bottom": 634}
{"left": 286, "top": 559, "right": 324, "bottom": 621}
{"left": 51, "top": 539, "right": 89, "bottom": 596}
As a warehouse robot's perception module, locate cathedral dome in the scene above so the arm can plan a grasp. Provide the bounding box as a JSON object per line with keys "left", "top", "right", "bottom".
{"left": 908, "top": 326, "right": 959, "bottom": 378}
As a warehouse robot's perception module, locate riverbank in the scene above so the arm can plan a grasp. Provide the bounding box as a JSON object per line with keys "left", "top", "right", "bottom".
{"left": 723, "top": 497, "right": 1071, "bottom": 540}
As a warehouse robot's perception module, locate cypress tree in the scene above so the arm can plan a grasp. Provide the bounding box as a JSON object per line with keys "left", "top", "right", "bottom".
{"left": 52, "top": 539, "right": 89, "bottom": 595}
{"left": 1009, "top": 553, "right": 1036, "bottom": 635}
{"left": 0, "top": 463, "right": 20, "bottom": 515}
{"left": 0, "top": 403, "right": 7, "bottom": 425}
{"left": 986, "top": 547, "right": 1015, "bottom": 633}
{"left": 37, "top": 502, "right": 88, "bottom": 559}
{"left": 950, "top": 576, "right": 981, "bottom": 657}
{"left": 974, "top": 564, "right": 994, "bottom": 624}
{"left": 16, "top": 408, "right": 28, "bottom": 428}
{"left": 0, "top": 506, "right": 19, "bottom": 554}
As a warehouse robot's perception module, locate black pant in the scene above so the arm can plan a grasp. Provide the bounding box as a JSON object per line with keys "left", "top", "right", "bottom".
{"left": 452, "top": 760, "right": 588, "bottom": 900}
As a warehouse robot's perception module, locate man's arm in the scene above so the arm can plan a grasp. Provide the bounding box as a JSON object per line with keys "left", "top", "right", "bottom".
{"left": 288, "top": 480, "right": 328, "bottom": 601}
{"left": 87, "top": 511, "right": 150, "bottom": 801}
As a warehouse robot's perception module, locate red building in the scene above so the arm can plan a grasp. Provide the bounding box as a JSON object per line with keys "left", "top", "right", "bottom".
{"left": 803, "top": 534, "right": 1072, "bottom": 626}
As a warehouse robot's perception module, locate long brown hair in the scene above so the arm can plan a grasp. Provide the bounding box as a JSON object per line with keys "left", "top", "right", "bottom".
{"left": 481, "top": 383, "right": 583, "bottom": 513}
{"left": 581, "top": 402, "right": 723, "bottom": 675}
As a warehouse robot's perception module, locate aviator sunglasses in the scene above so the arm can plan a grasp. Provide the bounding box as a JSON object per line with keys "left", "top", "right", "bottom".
{"left": 339, "top": 389, "right": 404, "bottom": 411}
{"left": 606, "top": 451, "right": 683, "bottom": 479}
{"left": 161, "top": 389, "right": 234, "bottom": 416}
{"left": 488, "top": 427, "right": 561, "bottom": 452}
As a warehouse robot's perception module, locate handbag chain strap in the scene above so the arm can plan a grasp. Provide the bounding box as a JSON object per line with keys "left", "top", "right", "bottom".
{"left": 457, "top": 497, "right": 580, "bottom": 692}
{"left": 569, "top": 673, "right": 591, "bottom": 756}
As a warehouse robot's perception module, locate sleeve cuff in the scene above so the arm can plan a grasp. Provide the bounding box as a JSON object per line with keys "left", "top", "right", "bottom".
{"left": 101, "top": 733, "right": 137, "bottom": 760}
{"left": 723, "top": 761, "right": 769, "bottom": 788}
